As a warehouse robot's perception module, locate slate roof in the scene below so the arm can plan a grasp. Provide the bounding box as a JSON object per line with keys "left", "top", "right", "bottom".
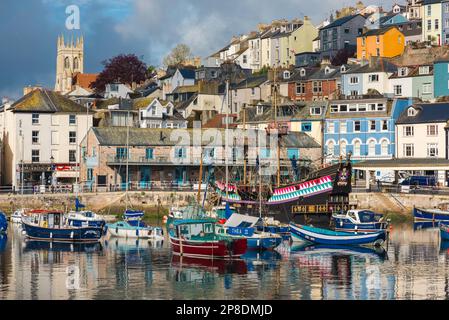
{"left": 396, "top": 103, "right": 449, "bottom": 124}
{"left": 389, "top": 65, "right": 433, "bottom": 79}
{"left": 362, "top": 25, "right": 400, "bottom": 37}
{"left": 320, "top": 14, "right": 363, "bottom": 30}
{"left": 91, "top": 127, "right": 318, "bottom": 148}
{"left": 179, "top": 68, "right": 196, "bottom": 79}
{"left": 9, "top": 88, "right": 91, "bottom": 113}
{"left": 343, "top": 59, "right": 398, "bottom": 74}
{"left": 232, "top": 74, "right": 269, "bottom": 89}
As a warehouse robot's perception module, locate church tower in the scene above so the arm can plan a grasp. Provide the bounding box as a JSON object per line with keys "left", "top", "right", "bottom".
{"left": 55, "top": 35, "right": 84, "bottom": 94}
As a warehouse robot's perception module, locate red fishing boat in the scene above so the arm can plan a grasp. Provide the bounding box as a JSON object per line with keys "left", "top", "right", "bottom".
{"left": 168, "top": 218, "right": 247, "bottom": 259}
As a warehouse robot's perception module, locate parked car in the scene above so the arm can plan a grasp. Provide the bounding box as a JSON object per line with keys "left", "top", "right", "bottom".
{"left": 400, "top": 176, "right": 436, "bottom": 188}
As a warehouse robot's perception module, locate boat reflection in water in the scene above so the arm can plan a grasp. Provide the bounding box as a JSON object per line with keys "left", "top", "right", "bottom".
{"left": 24, "top": 239, "right": 103, "bottom": 253}
{"left": 291, "top": 244, "right": 388, "bottom": 260}
{"left": 0, "top": 234, "right": 6, "bottom": 252}
{"left": 414, "top": 221, "right": 440, "bottom": 231}
{"left": 241, "top": 249, "right": 282, "bottom": 271}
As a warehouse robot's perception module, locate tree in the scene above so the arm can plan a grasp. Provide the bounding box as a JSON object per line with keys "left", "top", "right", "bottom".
{"left": 163, "top": 44, "right": 193, "bottom": 68}
{"left": 90, "top": 54, "right": 148, "bottom": 92}
{"left": 331, "top": 48, "right": 356, "bottom": 66}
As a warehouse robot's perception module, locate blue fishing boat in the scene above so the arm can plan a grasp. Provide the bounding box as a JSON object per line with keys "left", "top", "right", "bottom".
{"left": 217, "top": 213, "right": 283, "bottom": 250}
{"left": 0, "top": 212, "right": 7, "bottom": 234}
{"left": 289, "top": 222, "right": 386, "bottom": 246}
{"left": 22, "top": 210, "right": 104, "bottom": 242}
{"left": 332, "top": 209, "right": 388, "bottom": 233}
{"left": 440, "top": 223, "right": 449, "bottom": 241}
{"left": 107, "top": 210, "right": 164, "bottom": 240}
{"left": 413, "top": 205, "right": 449, "bottom": 222}
{"left": 66, "top": 198, "right": 106, "bottom": 229}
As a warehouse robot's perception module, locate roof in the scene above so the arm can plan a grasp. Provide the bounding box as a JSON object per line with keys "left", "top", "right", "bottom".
{"left": 232, "top": 74, "right": 268, "bottom": 89}
{"left": 389, "top": 65, "right": 433, "bottom": 79}
{"left": 326, "top": 97, "right": 393, "bottom": 119}
{"left": 361, "top": 25, "right": 400, "bottom": 37}
{"left": 178, "top": 68, "right": 196, "bottom": 79}
{"left": 9, "top": 89, "right": 91, "bottom": 113}
{"left": 320, "top": 14, "right": 364, "bottom": 31}
{"left": 72, "top": 73, "right": 98, "bottom": 90}
{"left": 172, "top": 84, "right": 199, "bottom": 94}
{"left": 343, "top": 59, "right": 397, "bottom": 74}
{"left": 354, "top": 158, "right": 449, "bottom": 169}
{"left": 396, "top": 103, "right": 449, "bottom": 124}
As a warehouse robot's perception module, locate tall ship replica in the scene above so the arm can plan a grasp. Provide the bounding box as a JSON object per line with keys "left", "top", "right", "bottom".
{"left": 209, "top": 64, "right": 353, "bottom": 225}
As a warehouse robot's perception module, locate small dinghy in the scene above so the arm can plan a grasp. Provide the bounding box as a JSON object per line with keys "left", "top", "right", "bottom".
{"left": 289, "top": 222, "right": 386, "bottom": 246}
{"left": 107, "top": 210, "right": 164, "bottom": 240}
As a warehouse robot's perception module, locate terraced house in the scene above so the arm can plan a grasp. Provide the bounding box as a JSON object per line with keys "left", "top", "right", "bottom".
{"left": 357, "top": 26, "right": 405, "bottom": 60}
{"left": 323, "top": 97, "right": 412, "bottom": 164}
{"left": 389, "top": 64, "right": 434, "bottom": 101}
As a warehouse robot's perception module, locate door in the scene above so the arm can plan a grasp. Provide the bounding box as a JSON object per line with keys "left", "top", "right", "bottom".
{"left": 175, "top": 167, "right": 186, "bottom": 186}
{"left": 140, "top": 167, "right": 151, "bottom": 189}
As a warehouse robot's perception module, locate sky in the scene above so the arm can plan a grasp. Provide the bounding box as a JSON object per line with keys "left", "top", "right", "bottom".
{"left": 0, "top": 0, "right": 395, "bottom": 99}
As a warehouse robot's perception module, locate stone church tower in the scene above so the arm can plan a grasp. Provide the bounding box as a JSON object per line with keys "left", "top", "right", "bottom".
{"left": 55, "top": 35, "right": 84, "bottom": 94}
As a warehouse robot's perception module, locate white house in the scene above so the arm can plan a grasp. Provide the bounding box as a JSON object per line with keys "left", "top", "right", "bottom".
{"left": 160, "top": 68, "right": 196, "bottom": 99}
{"left": 104, "top": 83, "right": 134, "bottom": 99}
{"left": 139, "top": 98, "right": 187, "bottom": 129}
{"left": 0, "top": 88, "right": 93, "bottom": 189}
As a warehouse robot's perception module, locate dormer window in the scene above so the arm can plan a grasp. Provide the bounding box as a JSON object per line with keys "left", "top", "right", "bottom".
{"left": 398, "top": 67, "right": 408, "bottom": 77}
{"left": 300, "top": 68, "right": 306, "bottom": 77}
{"left": 408, "top": 107, "right": 417, "bottom": 116}
{"left": 256, "top": 105, "right": 264, "bottom": 115}
{"left": 324, "top": 66, "right": 331, "bottom": 74}
{"left": 283, "top": 71, "right": 291, "bottom": 79}
{"left": 310, "top": 107, "right": 321, "bottom": 115}
{"left": 340, "top": 65, "right": 347, "bottom": 73}
{"left": 419, "top": 66, "right": 430, "bottom": 75}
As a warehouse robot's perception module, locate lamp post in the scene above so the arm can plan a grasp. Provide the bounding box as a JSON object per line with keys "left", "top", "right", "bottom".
{"left": 50, "top": 155, "right": 55, "bottom": 193}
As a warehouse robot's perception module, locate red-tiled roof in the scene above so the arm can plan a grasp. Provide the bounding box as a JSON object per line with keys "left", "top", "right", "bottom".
{"left": 73, "top": 73, "right": 99, "bottom": 90}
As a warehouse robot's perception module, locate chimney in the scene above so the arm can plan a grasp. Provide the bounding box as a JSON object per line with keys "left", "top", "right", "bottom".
{"left": 321, "top": 58, "right": 331, "bottom": 67}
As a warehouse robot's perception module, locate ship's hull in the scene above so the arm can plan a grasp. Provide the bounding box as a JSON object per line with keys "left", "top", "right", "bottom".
{"left": 22, "top": 222, "right": 103, "bottom": 243}
{"left": 169, "top": 236, "right": 247, "bottom": 259}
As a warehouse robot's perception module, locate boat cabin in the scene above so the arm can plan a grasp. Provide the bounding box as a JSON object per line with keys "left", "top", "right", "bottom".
{"left": 335, "top": 210, "right": 384, "bottom": 224}
{"left": 172, "top": 219, "right": 217, "bottom": 241}
{"left": 28, "top": 210, "right": 65, "bottom": 229}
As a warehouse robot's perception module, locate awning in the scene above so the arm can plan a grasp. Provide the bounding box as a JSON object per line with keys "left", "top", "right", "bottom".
{"left": 224, "top": 213, "right": 260, "bottom": 228}
{"left": 353, "top": 158, "right": 449, "bottom": 171}
{"left": 55, "top": 171, "right": 79, "bottom": 178}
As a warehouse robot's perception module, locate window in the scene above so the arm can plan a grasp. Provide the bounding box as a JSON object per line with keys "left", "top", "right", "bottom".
{"left": 394, "top": 85, "right": 402, "bottom": 96}
{"left": 32, "top": 131, "right": 39, "bottom": 144}
{"left": 368, "top": 74, "right": 379, "bottom": 82}
{"left": 350, "top": 90, "right": 359, "bottom": 96}
{"left": 422, "top": 83, "right": 432, "bottom": 94}
{"left": 376, "top": 36, "right": 380, "bottom": 44}
{"left": 339, "top": 105, "right": 348, "bottom": 112}
{"left": 427, "top": 143, "right": 438, "bottom": 157}
{"left": 32, "top": 113, "right": 39, "bottom": 124}
{"left": 353, "top": 140, "right": 361, "bottom": 156}
{"left": 301, "top": 122, "right": 312, "bottom": 132}
{"left": 287, "top": 148, "right": 299, "bottom": 160}
{"left": 377, "top": 103, "right": 386, "bottom": 111}
{"left": 340, "top": 140, "right": 347, "bottom": 156}
{"left": 344, "top": 28, "right": 350, "bottom": 34}
{"left": 146, "top": 148, "right": 154, "bottom": 160}
{"left": 349, "top": 76, "right": 359, "bottom": 84}
{"left": 419, "top": 66, "right": 430, "bottom": 75}
{"left": 175, "top": 147, "right": 186, "bottom": 159}
{"left": 296, "top": 83, "right": 305, "bottom": 95}
{"left": 310, "top": 107, "right": 321, "bottom": 115}
{"left": 340, "top": 122, "right": 347, "bottom": 133}
{"left": 69, "top": 131, "right": 76, "bottom": 144}
{"left": 369, "top": 103, "right": 376, "bottom": 111}
{"left": 354, "top": 121, "right": 361, "bottom": 132}
{"left": 403, "top": 144, "right": 414, "bottom": 157}
{"left": 243, "top": 55, "right": 247, "bottom": 64}
{"left": 361, "top": 37, "right": 366, "bottom": 46}
{"left": 381, "top": 140, "right": 389, "bottom": 156}
{"left": 116, "top": 147, "right": 128, "bottom": 159}
{"left": 69, "top": 150, "right": 76, "bottom": 163}
{"left": 381, "top": 120, "right": 388, "bottom": 131}
{"left": 74, "top": 57, "right": 79, "bottom": 70}
{"left": 31, "top": 150, "right": 39, "bottom": 163}
{"left": 428, "top": 19, "right": 431, "bottom": 31}
{"left": 427, "top": 5, "right": 431, "bottom": 17}
{"left": 427, "top": 125, "right": 438, "bottom": 136}
{"left": 404, "top": 126, "right": 414, "bottom": 136}
{"left": 358, "top": 104, "right": 366, "bottom": 112}
{"left": 69, "top": 115, "right": 76, "bottom": 125}
{"left": 330, "top": 105, "right": 338, "bottom": 113}
{"left": 349, "top": 104, "right": 358, "bottom": 112}
{"left": 376, "top": 48, "right": 380, "bottom": 56}
{"left": 407, "top": 108, "right": 416, "bottom": 116}
{"left": 369, "top": 120, "right": 376, "bottom": 131}
{"left": 250, "top": 88, "right": 256, "bottom": 96}
{"left": 327, "top": 122, "right": 335, "bottom": 133}
{"left": 398, "top": 68, "right": 407, "bottom": 76}
{"left": 368, "top": 140, "right": 376, "bottom": 156}
{"left": 435, "top": 19, "right": 439, "bottom": 30}
{"left": 312, "top": 81, "right": 322, "bottom": 93}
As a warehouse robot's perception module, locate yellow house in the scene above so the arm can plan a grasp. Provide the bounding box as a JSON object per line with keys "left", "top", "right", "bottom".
{"left": 357, "top": 26, "right": 405, "bottom": 60}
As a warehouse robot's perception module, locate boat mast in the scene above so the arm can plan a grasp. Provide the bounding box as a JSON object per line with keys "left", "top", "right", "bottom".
{"left": 125, "top": 110, "right": 130, "bottom": 211}
{"left": 273, "top": 66, "right": 281, "bottom": 188}
{"left": 225, "top": 77, "right": 230, "bottom": 201}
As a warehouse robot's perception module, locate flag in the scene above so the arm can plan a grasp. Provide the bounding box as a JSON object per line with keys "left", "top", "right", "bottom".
{"left": 75, "top": 198, "right": 86, "bottom": 212}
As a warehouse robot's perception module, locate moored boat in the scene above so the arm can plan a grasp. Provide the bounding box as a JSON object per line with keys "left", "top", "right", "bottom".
{"left": 217, "top": 213, "right": 282, "bottom": 251}
{"left": 10, "top": 209, "right": 25, "bottom": 224}
{"left": 22, "top": 210, "right": 104, "bottom": 242}
{"left": 107, "top": 210, "right": 164, "bottom": 240}
{"left": 0, "top": 212, "right": 8, "bottom": 233}
{"left": 289, "top": 222, "right": 386, "bottom": 246}
{"left": 440, "top": 223, "right": 449, "bottom": 241}
{"left": 413, "top": 207, "right": 449, "bottom": 223}
{"left": 332, "top": 209, "right": 389, "bottom": 233}
{"left": 168, "top": 218, "right": 247, "bottom": 259}
{"left": 66, "top": 210, "right": 106, "bottom": 228}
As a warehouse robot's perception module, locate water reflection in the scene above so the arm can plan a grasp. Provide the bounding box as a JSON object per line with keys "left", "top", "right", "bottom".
{"left": 1, "top": 223, "right": 449, "bottom": 299}
{"left": 0, "top": 234, "right": 6, "bottom": 252}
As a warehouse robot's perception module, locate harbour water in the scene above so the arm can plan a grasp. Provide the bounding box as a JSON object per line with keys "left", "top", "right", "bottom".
{"left": 1, "top": 223, "right": 449, "bottom": 300}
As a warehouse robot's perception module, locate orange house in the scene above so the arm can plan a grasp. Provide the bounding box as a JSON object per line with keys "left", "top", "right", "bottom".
{"left": 357, "top": 26, "right": 405, "bottom": 60}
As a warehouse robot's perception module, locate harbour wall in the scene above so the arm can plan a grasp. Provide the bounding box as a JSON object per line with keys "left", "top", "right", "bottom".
{"left": 0, "top": 191, "right": 447, "bottom": 216}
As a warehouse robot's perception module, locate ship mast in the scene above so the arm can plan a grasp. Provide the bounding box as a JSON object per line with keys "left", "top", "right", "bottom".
{"left": 125, "top": 110, "right": 130, "bottom": 211}
{"left": 273, "top": 66, "right": 281, "bottom": 188}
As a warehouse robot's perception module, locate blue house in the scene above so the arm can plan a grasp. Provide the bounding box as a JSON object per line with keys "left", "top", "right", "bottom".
{"left": 323, "top": 97, "right": 413, "bottom": 166}
{"left": 434, "top": 58, "right": 449, "bottom": 98}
